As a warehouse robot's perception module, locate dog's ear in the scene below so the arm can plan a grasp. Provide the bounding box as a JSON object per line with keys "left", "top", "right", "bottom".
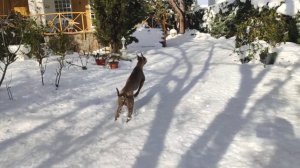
{"left": 140, "top": 53, "right": 147, "bottom": 63}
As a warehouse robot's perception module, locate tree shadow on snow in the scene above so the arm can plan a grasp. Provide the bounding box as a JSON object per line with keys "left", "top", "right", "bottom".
{"left": 249, "top": 63, "right": 300, "bottom": 168}
{"left": 0, "top": 68, "right": 131, "bottom": 167}
{"left": 133, "top": 42, "right": 215, "bottom": 168}
{"left": 178, "top": 64, "right": 269, "bottom": 168}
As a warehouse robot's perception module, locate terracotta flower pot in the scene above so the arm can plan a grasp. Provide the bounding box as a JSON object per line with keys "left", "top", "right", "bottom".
{"left": 95, "top": 58, "right": 106, "bottom": 65}
{"left": 109, "top": 62, "right": 119, "bottom": 69}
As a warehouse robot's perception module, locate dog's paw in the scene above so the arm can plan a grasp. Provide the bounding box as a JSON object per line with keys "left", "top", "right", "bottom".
{"left": 126, "top": 117, "right": 132, "bottom": 123}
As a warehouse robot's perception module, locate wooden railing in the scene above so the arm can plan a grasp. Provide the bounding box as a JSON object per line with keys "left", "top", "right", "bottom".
{"left": 33, "top": 12, "right": 94, "bottom": 35}
{"left": 0, "top": 12, "right": 95, "bottom": 35}
{"left": 0, "top": 15, "right": 7, "bottom": 19}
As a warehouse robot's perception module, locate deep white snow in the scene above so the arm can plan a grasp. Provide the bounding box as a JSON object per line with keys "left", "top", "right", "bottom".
{"left": 212, "top": 0, "right": 300, "bottom": 16}
{"left": 0, "top": 28, "right": 300, "bottom": 168}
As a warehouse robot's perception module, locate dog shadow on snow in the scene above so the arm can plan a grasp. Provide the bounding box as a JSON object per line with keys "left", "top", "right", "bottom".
{"left": 256, "top": 117, "right": 300, "bottom": 168}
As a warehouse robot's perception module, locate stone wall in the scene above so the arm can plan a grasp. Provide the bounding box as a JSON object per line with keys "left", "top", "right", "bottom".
{"left": 71, "top": 33, "right": 100, "bottom": 53}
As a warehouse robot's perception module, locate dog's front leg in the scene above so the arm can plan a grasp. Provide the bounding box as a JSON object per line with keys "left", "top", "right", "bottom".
{"left": 126, "top": 97, "right": 134, "bottom": 122}
{"left": 134, "top": 78, "right": 145, "bottom": 97}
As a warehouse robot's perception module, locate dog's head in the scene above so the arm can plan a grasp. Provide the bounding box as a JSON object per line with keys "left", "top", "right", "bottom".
{"left": 137, "top": 53, "right": 147, "bottom": 66}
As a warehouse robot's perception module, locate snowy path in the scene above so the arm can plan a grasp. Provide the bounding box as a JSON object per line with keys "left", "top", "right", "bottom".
{"left": 0, "top": 29, "right": 300, "bottom": 168}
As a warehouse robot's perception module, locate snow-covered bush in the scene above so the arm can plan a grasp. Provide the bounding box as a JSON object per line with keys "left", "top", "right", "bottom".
{"left": 202, "top": 0, "right": 237, "bottom": 37}
{"left": 204, "top": 0, "right": 299, "bottom": 43}
{"left": 235, "top": 7, "right": 288, "bottom": 48}
{"left": 203, "top": 0, "right": 299, "bottom": 65}
{"left": 24, "top": 19, "right": 50, "bottom": 85}
{"left": 187, "top": 9, "right": 207, "bottom": 32}
{"left": 48, "top": 33, "right": 73, "bottom": 89}
{"left": 235, "top": 5, "right": 289, "bottom": 64}
{"left": 290, "top": 13, "right": 300, "bottom": 43}
{"left": 0, "top": 13, "right": 30, "bottom": 87}
{"left": 93, "top": 0, "right": 148, "bottom": 53}
{"left": 206, "top": 0, "right": 237, "bottom": 38}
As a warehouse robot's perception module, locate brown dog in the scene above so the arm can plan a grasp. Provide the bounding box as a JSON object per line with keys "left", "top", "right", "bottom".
{"left": 115, "top": 53, "right": 147, "bottom": 122}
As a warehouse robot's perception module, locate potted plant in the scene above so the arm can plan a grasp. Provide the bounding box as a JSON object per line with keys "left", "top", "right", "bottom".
{"left": 108, "top": 53, "right": 120, "bottom": 69}
{"left": 94, "top": 53, "right": 108, "bottom": 66}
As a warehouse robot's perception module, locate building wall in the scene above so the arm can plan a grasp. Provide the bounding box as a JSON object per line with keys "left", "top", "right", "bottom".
{"left": 43, "top": 0, "right": 55, "bottom": 13}
{"left": 72, "top": 0, "right": 87, "bottom": 12}
{"left": 0, "top": 0, "right": 29, "bottom": 15}
{"left": 42, "top": 0, "right": 92, "bottom": 31}
{"left": 28, "top": 0, "right": 46, "bottom": 24}
{"left": 28, "top": 0, "right": 45, "bottom": 15}
{"left": 71, "top": 0, "right": 88, "bottom": 30}
{"left": 44, "top": 0, "right": 90, "bottom": 14}
{"left": 42, "top": 0, "right": 56, "bottom": 23}
{"left": 0, "top": 0, "right": 9, "bottom": 15}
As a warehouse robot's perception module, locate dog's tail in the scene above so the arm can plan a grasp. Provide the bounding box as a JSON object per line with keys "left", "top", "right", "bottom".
{"left": 116, "top": 88, "right": 120, "bottom": 96}
{"left": 116, "top": 88, "right": 128, "bottom": 97}
{"left": 116, "top": 88, "right": 125, "bottom": 97}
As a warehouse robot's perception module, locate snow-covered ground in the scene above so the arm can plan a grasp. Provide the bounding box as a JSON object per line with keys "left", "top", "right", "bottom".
{"left": 0, "top": 28, "right": 300, "bottom": 168}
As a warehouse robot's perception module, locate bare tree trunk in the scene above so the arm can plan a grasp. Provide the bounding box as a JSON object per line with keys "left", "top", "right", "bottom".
{"left": 0, "top": 64, "right": 8, "bottom": 87}
{"left": 168, "top": 0, "right": 185, "bottom": 34}
{"left": 110, "top": 41, "right": 120, "bottom": 53}
{"left": 39, "top": 65, "right": 45, "bottom": 86}
{"left": 160, "top": 13, "right": 168, "bottom": 47}
{"left": 55, "top": 57, "right": 64, "bottom": 89}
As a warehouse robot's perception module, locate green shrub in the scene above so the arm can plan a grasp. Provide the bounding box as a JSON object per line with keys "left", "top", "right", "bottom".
{"left": 93, "top": 0, "right": 148, "bottom": 53}
{"left": 235, "top": 6, "right": 288, "bottom": 63}
{"left": 236, "top": 8, "right": 287, "bottom": 47}
{"left": 285, "top": 15, "right": 299, "bottom": 43}
{"left": 48, "top": 33, "right": 73, "bottom": 56}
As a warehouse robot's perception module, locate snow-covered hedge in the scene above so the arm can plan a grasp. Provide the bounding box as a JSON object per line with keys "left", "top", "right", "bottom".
{"left": 201, "top": 0, "right": 299, "bottom": 42}
{"left": 210, "top": 0, "right": 300, "bottom": 16}
{"left": 197, "top": 0, "right": 300, "bottom": 65}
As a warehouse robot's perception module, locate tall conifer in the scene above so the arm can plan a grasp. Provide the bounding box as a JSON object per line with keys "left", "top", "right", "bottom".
{"left": 94, "top": 0, "right": 148, "bottom": 53}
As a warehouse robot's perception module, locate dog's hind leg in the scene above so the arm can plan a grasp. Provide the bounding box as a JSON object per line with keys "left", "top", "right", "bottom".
{"left": 115, "top": 105, "right": 122, "bottom": 121}
{"left": 126, "top": 97, "right": 134, "bottom": 122}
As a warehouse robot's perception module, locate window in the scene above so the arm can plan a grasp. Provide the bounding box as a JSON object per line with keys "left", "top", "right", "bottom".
{"left": 54, "top": 0, "right": 72, "bottom": 18}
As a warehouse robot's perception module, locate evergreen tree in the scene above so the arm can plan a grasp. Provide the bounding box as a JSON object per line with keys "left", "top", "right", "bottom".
{"left": 93, "top": 0, "right": 148, "bottom": 53}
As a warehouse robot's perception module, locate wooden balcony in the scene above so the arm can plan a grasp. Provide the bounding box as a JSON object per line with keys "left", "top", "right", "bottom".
{"left": 35, "top": 12, "right": 94, "bottom": 35}
{"left": 0, "top": 12, "right": 95, "bottom": 35}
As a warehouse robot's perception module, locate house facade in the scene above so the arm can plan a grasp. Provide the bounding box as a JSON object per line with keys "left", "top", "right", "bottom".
{"left": 1, "top": 0, "right": 94, "bottom": 35}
